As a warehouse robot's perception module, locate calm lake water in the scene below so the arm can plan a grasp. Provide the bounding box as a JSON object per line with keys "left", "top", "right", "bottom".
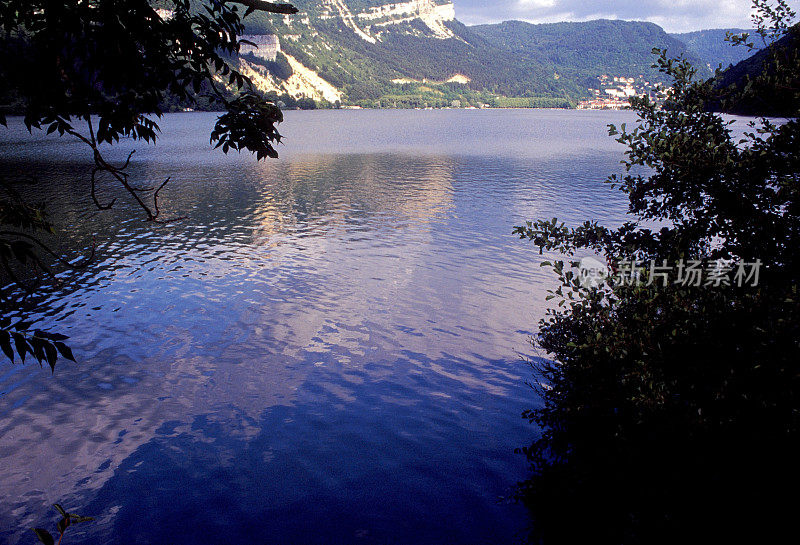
{"left": 0, "top": 109, "right": 635, "bottom": 544}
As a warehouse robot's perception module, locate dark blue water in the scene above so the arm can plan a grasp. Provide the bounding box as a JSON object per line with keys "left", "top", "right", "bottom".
{"left": 0, "top": 109, "right": 635, "bottom": 544}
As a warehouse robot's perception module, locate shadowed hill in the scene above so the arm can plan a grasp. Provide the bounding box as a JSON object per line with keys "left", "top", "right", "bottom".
{"left": 671, "top": 28, "right": 760, "bottom": 70}
{"left": 712, "top": 25, "right": 799, "bottom": 116}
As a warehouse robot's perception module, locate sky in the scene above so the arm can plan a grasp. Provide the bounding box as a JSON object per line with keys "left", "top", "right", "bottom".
{"left": 454, "top": 0, "right": 800, "bottom": 33}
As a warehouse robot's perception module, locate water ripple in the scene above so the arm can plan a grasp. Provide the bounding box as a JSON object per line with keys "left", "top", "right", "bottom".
{"left": 0, "top": 110, "right": 637, "bottom": 544}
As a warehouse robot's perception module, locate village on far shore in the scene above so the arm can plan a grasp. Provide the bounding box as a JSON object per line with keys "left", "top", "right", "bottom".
{"left": 578, "top": 75, "right": 669, "bottom": 110}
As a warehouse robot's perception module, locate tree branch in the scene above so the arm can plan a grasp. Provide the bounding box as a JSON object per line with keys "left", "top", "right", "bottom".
{"left": 153, "top": 177, "right": 170, "bottom": 220}
{"left": 90, "top": 168, "right": 116, "bottom": 210}
{"left": 0, "top": 231, "right": 94, "bottom": 268}
{"left": 76, "top": 117, "right": 184, "bottom": 222}
{"left": 230, "top": 1, "right": 299, "bottom": 15}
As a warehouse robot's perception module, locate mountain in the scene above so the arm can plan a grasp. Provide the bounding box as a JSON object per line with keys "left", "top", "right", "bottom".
{"left": 155, "top": 1, "right": 734, "bottom": 108}
{"left": 471, "top": 19, "right": 711, "bottom": 86}
{"left": 3, "top": 2, "right": 776, "bottom": 112}
{"left": 240, "top": 0, "right": 580, "bottom": 107}
{"left": 241, "top": 3, "right": 722, "bottom": 107}
{"left": 670, "top": 29, "right": 760, "bottom": 71}
{"left": 711, "top": 26, "right": 799, "bottom": 116}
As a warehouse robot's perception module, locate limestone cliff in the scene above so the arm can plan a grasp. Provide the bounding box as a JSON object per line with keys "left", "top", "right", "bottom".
{"left": 239, "top": 0, "right": 580, "bottom": 106}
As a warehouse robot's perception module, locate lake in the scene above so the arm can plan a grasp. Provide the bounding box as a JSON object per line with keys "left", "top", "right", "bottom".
{"left": 0, "top": 109, "right": 635, "bottom": 544}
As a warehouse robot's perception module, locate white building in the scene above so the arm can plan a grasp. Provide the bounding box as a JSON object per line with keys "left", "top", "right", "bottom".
{"left": 239, "top": 34, "right": 281, "bottom": 61}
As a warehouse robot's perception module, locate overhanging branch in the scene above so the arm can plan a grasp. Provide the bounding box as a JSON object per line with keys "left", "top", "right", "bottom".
{"left": 230, "top": 1, "right": 299, "bottom": 14}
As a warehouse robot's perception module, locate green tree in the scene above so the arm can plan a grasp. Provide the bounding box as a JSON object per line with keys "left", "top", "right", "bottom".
{"left": 0, "top": 0, "right": 297, "bottom": 369}
{"left": 296, "top": 96, "right": 317, "bottom": 109}
{"left": 514, "top": 2, "right": 799, "bottom": 543}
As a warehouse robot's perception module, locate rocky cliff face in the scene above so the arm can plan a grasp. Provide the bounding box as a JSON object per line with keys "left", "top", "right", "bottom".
{"left": 281, "top": 0, "right": 457, "bottom": 42}
{"left": 352, "top": 0, "right": 457, "bottom": 41}
{"left": 240, "top": 0, "right": 468, "bottom": 102}
{"left": 240, "top": 53, "right": 344, "bottom": 103}
{"left": 238, "top": 0, "right": 583, "bottom": 106}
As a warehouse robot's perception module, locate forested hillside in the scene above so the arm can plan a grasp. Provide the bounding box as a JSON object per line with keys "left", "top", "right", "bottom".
{"left": 241, "top": 0, "right": 580, "bottom": 107}
{"left": 6, "top": 1, "right": 761, "bottom": 110}
{"left": 671, "top": 28, "right": 760, "bottom": 70}
{"left": 471, "top": 19, "right": 711, "bottom": 86}
{"left": 711, "top": 24, "right": 799, "bottom": 116}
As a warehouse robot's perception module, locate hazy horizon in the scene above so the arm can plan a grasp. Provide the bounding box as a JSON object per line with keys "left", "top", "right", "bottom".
{"left": 453, "top": 0, "right": 799, "bottom": 33}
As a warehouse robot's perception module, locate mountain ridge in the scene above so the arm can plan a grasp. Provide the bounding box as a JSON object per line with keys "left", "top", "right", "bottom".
{"left": 224, "top": 1, "right": 769, "bottom": 107}
{"left": 0, "top": 2, "right": 774, "bottom": 112}
{"left": 242, "top": 0, "right": 579, "bottom": 106}
{"left": 670, "top": 28, "right": 760, "bottom": 70}
{"left": 246, "top": 0, "right": 764, "bottom": 107}
{"left": 471, "top": 19, "right": 709, "bottom": 85}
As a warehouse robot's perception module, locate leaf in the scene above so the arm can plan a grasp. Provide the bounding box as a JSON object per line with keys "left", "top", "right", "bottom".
{"left": 57, "top": 516, "right": 70, "bottom": 534}
{"left": 31, "top": 529, "right": 54, "bottom": 545}
{"left": 0, "top": 331, "right": 13, "bottom": 362}
{"left": 12, "top": 332, "right": 27, "bottom": 362}
{"left": 44, "top": 342, "right": 58, "bottom": 373}
{"left": 53, "top": 504, "right": 67, "bottom": 517}
{"left": 34, "top": 330, "right": 68, "bottom": 341}
{"left": 54, "top": 342, "right": 75, "bottom": 362}
{"left": 31, "top": 338, "right": 46, "bottom": 365}
{"left": 12, "top": 320, "right": 32, "bottom": 331}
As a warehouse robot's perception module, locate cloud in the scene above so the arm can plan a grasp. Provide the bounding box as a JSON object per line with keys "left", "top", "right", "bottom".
{"left": 454, "top": 0, "right": 800, "bottom": 32}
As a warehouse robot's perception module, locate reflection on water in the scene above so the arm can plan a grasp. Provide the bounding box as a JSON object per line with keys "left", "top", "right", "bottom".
{"left": 0, "top": 110, "right": 632, "bottom": 544}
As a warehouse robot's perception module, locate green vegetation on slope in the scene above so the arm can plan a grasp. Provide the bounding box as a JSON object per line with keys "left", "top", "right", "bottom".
{"left": 147, "top": 1, "right": 773, "bottom": 108}
{"left": 471, "top": 19, "right": 711, "bottom": 87}
{"left": 243, "top": 7, "right": 582, "bottom": 106}
{"left": 671, "top": 28, "right": 761, "bottom": 69}
{"left": 712, "top": 24, "right": 800, "bottom": 116}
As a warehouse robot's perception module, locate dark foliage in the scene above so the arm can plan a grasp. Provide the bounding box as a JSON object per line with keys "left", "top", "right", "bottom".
{"left": 0, "top": 0, "right": 296, "bottom": 369}
{"left": 713, "top": 23, "right": 800, "bottom": 116}
{"left": 211, "top": 92, "right": 283, "bottom": 159}
{"left": 0, "top": 0, "right": 287, "bottom": 156}
{"left": 514, "top": 2, "right": 799, "bottom": 543}
{"left": 0, "top": 177, "right": 83, "bottom": 371}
